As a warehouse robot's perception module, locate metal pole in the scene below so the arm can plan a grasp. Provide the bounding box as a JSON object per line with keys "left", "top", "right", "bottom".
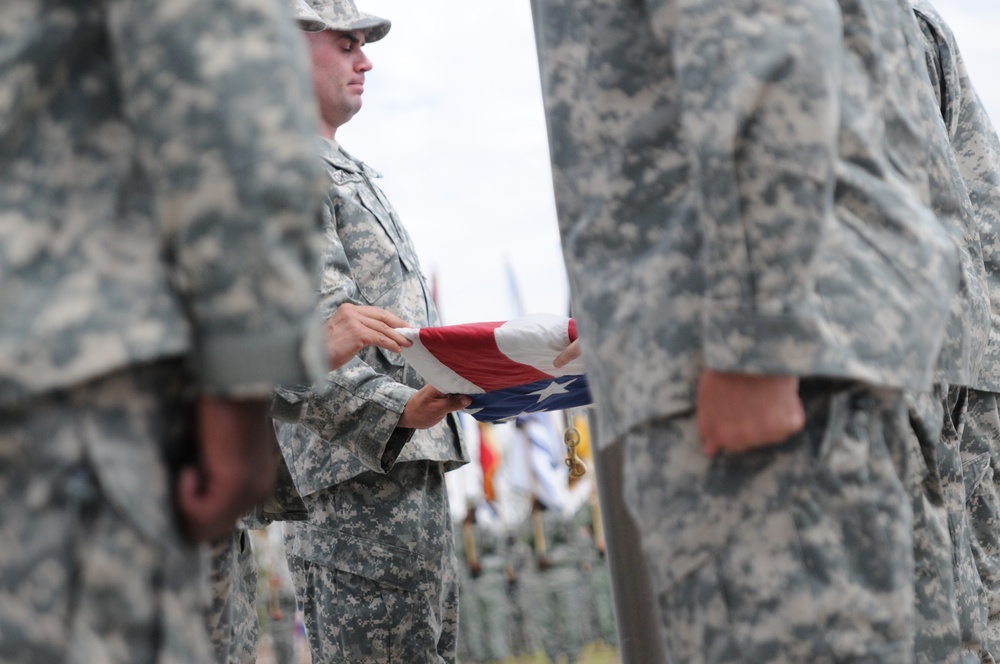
{"left": 588, "top": 410, "right": 670, "bottom": 664}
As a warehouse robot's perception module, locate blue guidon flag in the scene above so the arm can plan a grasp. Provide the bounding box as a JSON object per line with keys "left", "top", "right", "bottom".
{"left": 398, "top": 313, "right": 592, "bottom": 423}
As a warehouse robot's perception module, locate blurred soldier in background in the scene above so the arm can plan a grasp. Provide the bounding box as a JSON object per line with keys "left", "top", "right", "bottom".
{"left": 457, "top": 503, "right": 512, "bottom": 663}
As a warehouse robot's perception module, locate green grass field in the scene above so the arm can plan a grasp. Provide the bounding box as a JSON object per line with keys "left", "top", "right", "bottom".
{"left": 459, "top": 641, "right": 620, "bottom": 664}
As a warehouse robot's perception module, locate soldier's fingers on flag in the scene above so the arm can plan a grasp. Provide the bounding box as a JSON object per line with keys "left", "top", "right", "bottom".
{"left": 553, "top": 339, "right": 581, "bottom": 369}
{"left": 335, "top": 304, "right": 412, "bottom": 348}
{"left": 399, "top": 385, "right": 472, "bottom": 429}
{"left": 359, "top": 316, "right": 412, "bottom": 348}
{"left": 352, "top": 303, "right": 412, "bottom": 330}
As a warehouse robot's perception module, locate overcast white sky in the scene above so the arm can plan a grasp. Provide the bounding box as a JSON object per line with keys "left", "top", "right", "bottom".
{"left": 337, "top": 0, "right": 562, "bottom": 326}
{"left": 337, "top": 0, "right": 1000, "bottom": 327}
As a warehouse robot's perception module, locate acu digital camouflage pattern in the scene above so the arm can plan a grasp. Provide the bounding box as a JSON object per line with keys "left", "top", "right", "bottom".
{"left": 911, "top": 0, "right": 1000, "bottom": 391}
{"left": 522, "top": 506, "right": 595, "bottom": 664}
{"left": 532, "top": 0, "right": 966, "bottom": 660}
{"left": 206, "top": 529, "right": 258, "bottom": 664}
{"left": 531, "top": 0, "right": 959, "bottom": 450}
{"left": 273, "top": 140, "right": 468, "bottom": 497}
{"left": 0, "top": 0, "right": 328, "bottom": 662}
{"left": 878, "top": 0, "right": 991, "bottom": 390}
{"left": 905, "top": 386, "right": 983, "bottom": 663}
{"left": 911, "top": 0, "right": 1000, "bottom": 657}
{"left": 961, "top": 389, "right": 1000, "bottom": 657}
{"left": 877, "top": 1, "right": 996, "bottom": 660}
{"left": 0, "top": 0, "right": 328, "bottom": 408}
{"left": 286, "top": 463, "right": 459, "bottom": 663}
{"left": 0, "top": 362, "right": 213, "bottom": 664}
{"left": 454, "top": 515, "right": 512, "bottom": 662}
{"left": 275, "top": 139, "right": 467, "bottom": 663}
{"left": 622, "top": 385, "right": 924, "bottom": 662}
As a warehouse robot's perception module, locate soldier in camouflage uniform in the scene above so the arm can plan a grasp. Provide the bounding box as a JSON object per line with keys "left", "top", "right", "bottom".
{"left": 911, "top": 0, "right": 1000, "bottom": 659}
{"left": 0, "top": 0, "right": 332, "bottom": 662}
{"left": 531, "top": 0, "right": 967, "bottom": 660}
{"left": 504, "top": 527, "right": 540, "bottom": 658}
{"left": 201, "top": 6, "right": 424, "bottom": 661}
{"left": 272, "top": 1, "right": 471, "bottom": 661}
{"left": 524, "top": 501, "right": 592, "bottom": 664}
{"left": 864, "top": 0, "right": 998, "bottom": 660}
{"left": 885, "top": 0, "right": 1000, "bottom": 660}
{"left": 207, "top": 528, "right": 260, "bottom": 664}
{"left": 254, "top": 524, "right": 300, "bottom": 664}
{"left": 205, "top": 302, "right": 416, "bottom": 663}
{"left": 456, "top": 504, "right": 512, "bottom": 663}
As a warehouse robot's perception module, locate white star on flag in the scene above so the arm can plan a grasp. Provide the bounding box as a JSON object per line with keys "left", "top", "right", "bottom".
{"left": 529, "top": 377, "right": 573, "bottom": 404}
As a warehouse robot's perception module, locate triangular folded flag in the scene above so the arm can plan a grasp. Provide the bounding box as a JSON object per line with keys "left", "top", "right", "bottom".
{"left": 398, "top": 313, "right": 591, "bottom": 422}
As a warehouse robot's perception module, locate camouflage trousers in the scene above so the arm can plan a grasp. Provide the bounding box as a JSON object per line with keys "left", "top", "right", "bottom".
{"left": 622, "top": 381, "right": 942, "bottom": 663}
{"left": 0, "top": 361, "right": 213, "bottom": 664}
{"left": 587, "top": 556, "right": 617, "bottom": 646}
{"left": 908, "top": 387, "right": 992, "bottom": 664}
{"left": 206, "top": 527, "right": 259, "bottom": 664}
{"left": 286, "top": 461, "right": 458, "bottom": 663}
{"left": 460, "top": 568, "right": 511, "bottom": 662}
{"left": 961, "top": 389, "right": 1000, "bottom": 661}
{"left": 261, "top": 578, "right": 298, "bottom": 664}
{"left": 524, "top": 564, "right": 587, "bottom": 664}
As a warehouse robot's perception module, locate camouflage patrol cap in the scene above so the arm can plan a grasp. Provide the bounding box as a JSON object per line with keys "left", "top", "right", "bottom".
{"left": 293, "top": 0, "right": 391, "bottom": 43}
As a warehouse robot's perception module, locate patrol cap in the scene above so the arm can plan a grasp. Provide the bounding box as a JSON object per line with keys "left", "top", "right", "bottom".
{"left": 292, "top": 0, "right": 391, "bottom": 43}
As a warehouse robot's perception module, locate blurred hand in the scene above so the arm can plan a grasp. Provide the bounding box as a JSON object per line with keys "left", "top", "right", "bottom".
{"left": 174, "top": 396, "right": 280, "bottom": 542}
{"left": 398, "top": 385, "right": 471, "bottom": 430}
{"left": 553, "top": 339, "right": 581, "bottom": 369}
{"left": 326, "top": 303, "right": 413, "bottom": 370}
{"left": 696, "top": 369, "right": 805, "bottom": 457}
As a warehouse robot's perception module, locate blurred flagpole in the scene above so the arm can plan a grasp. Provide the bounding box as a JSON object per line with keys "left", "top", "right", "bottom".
{"left": 505, "top": 256, "right": 526, "bottom": 318}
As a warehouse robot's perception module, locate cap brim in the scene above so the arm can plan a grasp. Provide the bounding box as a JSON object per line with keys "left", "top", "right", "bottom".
{"left": 352, "top": 13, "right": 391, "bottom": 42}
{"left": 296, "top": 9, "right": 390, "bottom": 42}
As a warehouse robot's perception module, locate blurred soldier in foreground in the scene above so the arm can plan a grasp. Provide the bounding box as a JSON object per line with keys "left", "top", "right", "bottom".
{"left": 273, "top": 1, "right": 470, "bottom": 661}
{"left": 532, "top": 0, "right": 964, "bottom": 660}
{"left": 0, "top": 0, "right": 331, "bottom": 661}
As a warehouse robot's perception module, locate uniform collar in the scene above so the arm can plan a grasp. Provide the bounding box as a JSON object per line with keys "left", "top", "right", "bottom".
{"left": 317, "top": 136, "right": 382, "bottom": 178}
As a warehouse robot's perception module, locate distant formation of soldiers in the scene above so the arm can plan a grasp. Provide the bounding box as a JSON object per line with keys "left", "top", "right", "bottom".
{"left": 454, "top": 494, "right": 617, "bottom": 664}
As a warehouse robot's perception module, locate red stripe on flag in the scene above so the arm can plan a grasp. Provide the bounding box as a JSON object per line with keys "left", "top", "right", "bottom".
{"left": 417, "top": 321, "right": 552, "bottom": 392}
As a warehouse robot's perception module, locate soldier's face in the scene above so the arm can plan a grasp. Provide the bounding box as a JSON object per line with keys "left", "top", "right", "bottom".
{"left": 306, "top": 29, "right": 372, "bottom": 136}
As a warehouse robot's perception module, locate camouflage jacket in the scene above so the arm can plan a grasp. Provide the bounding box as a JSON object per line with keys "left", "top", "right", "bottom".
{"left": 885, "top": 0, "right": 991, "bottom": 389}
{"left": 532, "top": 0, "right": 959, "bottom": 445}
{"left": 274, "top": 139, "right": 467, "bottom": 498}
{"left": 0, "top": 0, "right": 327, "bottom": 407}
{"left": 912, "top": 0, "right": 1000, "bottom": 391}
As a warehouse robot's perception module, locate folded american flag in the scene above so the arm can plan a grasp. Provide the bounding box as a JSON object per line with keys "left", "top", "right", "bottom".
{"left": 398, "top": 313, "right": 591, "bottom": 423}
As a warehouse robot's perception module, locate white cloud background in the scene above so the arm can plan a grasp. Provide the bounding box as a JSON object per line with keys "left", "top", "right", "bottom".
{"left": 337, "top": 0, "right": 561, "bottom": 326}
{"left": 336, "top": 0, "right": 1000, "bottom": 326}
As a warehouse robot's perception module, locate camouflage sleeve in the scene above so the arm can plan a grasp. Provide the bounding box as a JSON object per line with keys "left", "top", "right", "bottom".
{"left": 667, "top": 0, "right": 842, "bottom": 372}
{"left": 913, "top": 1, "right": 1000, "bottom": 389}
{"left": 105, "top": 0, "right": 327, "bottom": 397}
{"left": 271, "top": 198, "right": 416, "bottom": 472}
